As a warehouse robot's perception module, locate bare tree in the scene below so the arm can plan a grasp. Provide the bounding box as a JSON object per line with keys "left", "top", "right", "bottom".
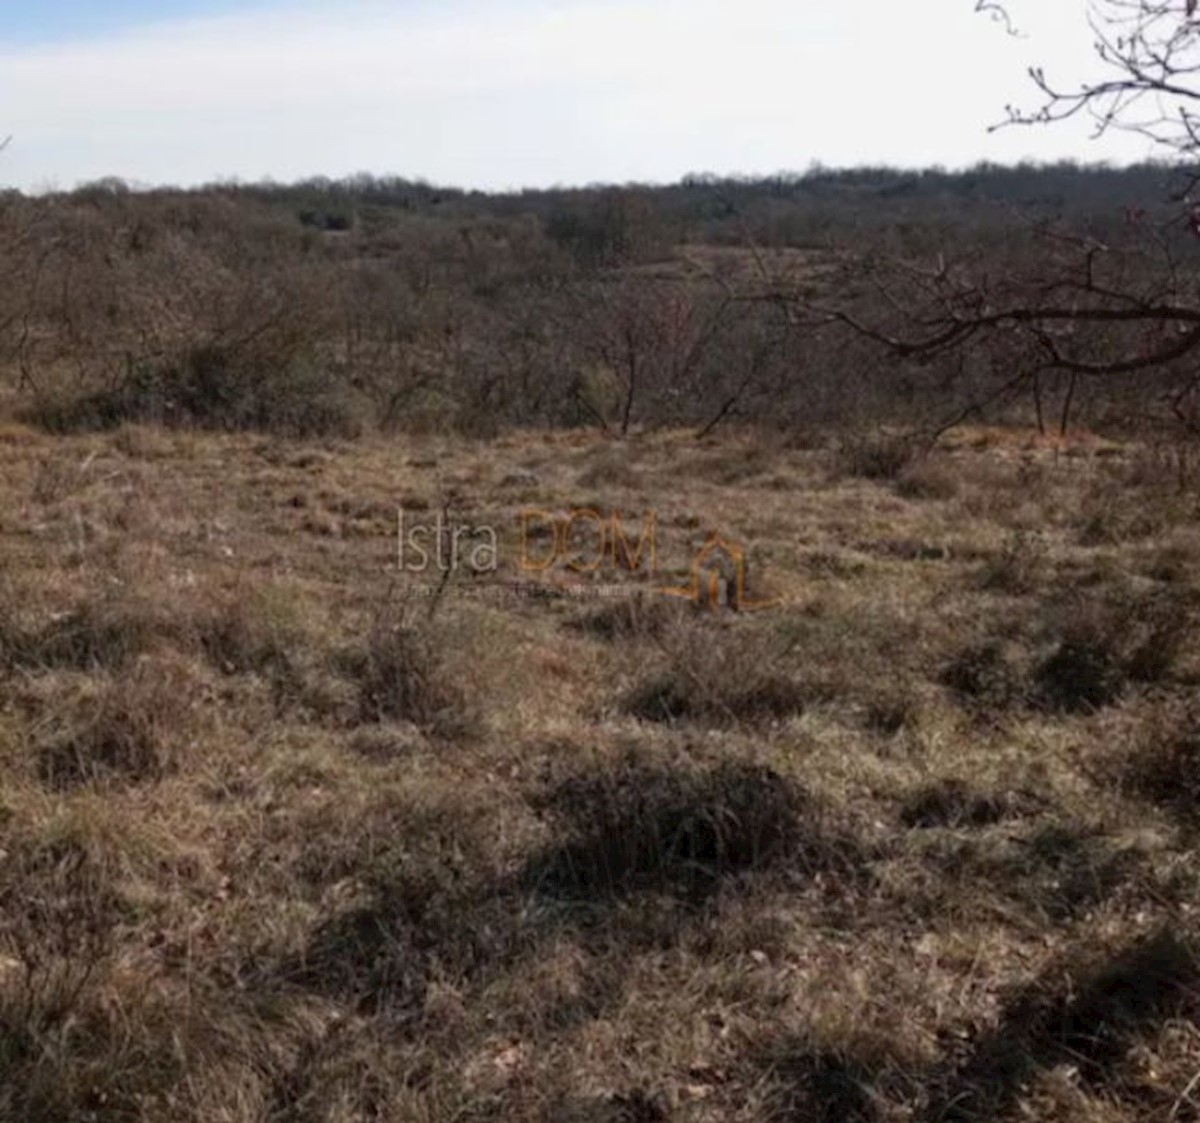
{"left": 1002, "top": 1, "right": 1200, "bottom": 158}
{"left": 775, "top": 2, "right": 1200, "bottom": 438}
{"left": 563, "top": 274, "right": 740, "bottom": 436}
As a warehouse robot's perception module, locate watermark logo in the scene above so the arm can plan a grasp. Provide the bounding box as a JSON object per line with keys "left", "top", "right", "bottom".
{"left": 394, "top": 507, "right": 776, "bottom": 612}
{"left": 516, "top": 508, "right": 656, "bottom": 575}
{"left": 397, "top": 508, "right": 499, "bottom": 575}
{"left": 659, "top": 534, "right": 777, "bottom": 613}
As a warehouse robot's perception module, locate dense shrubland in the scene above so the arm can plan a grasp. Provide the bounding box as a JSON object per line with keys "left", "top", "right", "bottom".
{"left": 1, "top": 162, "right": 1195, "bottom": 441}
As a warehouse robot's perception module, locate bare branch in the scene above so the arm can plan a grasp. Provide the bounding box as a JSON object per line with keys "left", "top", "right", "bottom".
{"left": 974, "top": 1, "right": 1021, "bottom": 37}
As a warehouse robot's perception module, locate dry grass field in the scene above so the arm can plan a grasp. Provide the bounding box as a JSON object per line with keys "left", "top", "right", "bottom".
{"left": 0, "top": 420, "right": 1198, "bottom": 1121}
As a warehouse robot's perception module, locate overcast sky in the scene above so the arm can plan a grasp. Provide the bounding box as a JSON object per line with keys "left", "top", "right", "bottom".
{"left": 0, "top": 0, "right": 1161, "bottom": 193}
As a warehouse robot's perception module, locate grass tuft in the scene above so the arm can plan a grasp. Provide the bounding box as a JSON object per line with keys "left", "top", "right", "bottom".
{"left": 526, "top": 757, "right": 861, "bottom": 901}
{"left": 342, "top": 608, "right": 479, "bottom": 739}
{"left": 623, "top": 618, "right": 810, "bottom": 726}
{"left": 36, "top": 654, "right": 205, "bottom": 789}
{"left": 836, "top": 431, "right": 919, "bottom": 481}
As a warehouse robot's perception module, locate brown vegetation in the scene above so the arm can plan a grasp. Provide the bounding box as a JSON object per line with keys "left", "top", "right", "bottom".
{"left": 2, "top": 161, "right": 1196, "bottom": 447}
{"left": 0, "top": 421, "right": 1195, "bottom": 1120}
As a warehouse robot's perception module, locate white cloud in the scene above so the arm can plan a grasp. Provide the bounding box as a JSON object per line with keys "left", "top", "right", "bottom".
{"left": 0, "top": 0, "right": 1160, "bottom": 192}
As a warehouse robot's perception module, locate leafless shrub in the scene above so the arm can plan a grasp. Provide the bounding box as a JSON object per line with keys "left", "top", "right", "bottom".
{"left": 26, "top": 343, "right": 366, "bottom": 439}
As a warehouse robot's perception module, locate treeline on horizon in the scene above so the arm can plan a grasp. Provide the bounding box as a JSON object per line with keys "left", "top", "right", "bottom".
{"left": 0, "top": 159, "right": 1193, "bottom": 441}
{"left": 21, "top": 159, "right": 1186, "bottom": 245}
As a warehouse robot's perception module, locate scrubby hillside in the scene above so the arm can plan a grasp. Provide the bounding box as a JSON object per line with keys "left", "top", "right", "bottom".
{"left": 1, "top": 163, "right": 1193, "bottom": 443}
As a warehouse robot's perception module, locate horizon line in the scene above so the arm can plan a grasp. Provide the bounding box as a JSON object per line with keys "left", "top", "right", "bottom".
{"left": 7, "top": 156, "right": 1189, "bottom": 200}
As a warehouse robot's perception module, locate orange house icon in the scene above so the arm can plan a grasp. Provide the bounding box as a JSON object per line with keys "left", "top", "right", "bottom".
{"left": 658, "top": 535, "right": 777, "bottom": 612}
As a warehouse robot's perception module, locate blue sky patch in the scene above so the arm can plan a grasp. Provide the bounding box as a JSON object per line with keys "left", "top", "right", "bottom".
{"left": 2, "top": 1, "right": 270, "bottom": 44}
